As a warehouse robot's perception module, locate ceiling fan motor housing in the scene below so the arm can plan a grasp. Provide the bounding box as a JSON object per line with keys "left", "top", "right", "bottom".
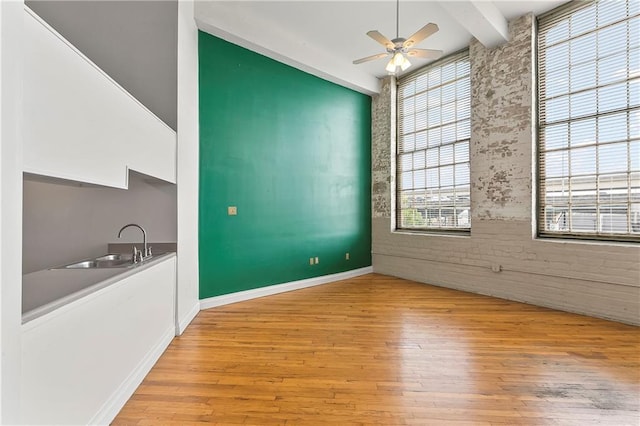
{"left": 388, "top": 38, "right": 409, "bottom": 53}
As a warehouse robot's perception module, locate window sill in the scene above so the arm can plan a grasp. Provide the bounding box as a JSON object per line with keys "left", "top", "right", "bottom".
{"left": 536, "top": 233, "right": 639, "bottom": 247}
{"left": 393, "top": 228, "right": 471, "bottom": 238}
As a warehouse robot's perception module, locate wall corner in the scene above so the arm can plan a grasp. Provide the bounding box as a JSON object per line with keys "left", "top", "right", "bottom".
{"left": 176, "top": 0, "right": 200, "bottom": 331}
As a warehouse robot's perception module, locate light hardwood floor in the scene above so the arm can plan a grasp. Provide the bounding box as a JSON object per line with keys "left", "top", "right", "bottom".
{"left": 113, "top": 273, "right": 640, "bottom": 425}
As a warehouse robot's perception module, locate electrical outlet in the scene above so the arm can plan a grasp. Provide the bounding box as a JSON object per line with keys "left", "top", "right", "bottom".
{"left": 228, "top": 206, "right": 237, "bottom": 216}
{"left": 345, "top": 252, "right": 350, "bottom": 260}
{"left": 314, "top": 257, "right": 319, "bottom": 264}
{"left": 309, "top": 257, "right": 314, "bottom": 265}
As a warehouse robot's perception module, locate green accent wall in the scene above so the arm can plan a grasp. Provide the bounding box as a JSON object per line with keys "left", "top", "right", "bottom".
{"left": 198, "top": 32, "right": 372, "bottom": 299}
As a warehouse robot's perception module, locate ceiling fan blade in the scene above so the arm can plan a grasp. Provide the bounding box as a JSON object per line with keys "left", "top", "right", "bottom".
{"left": 366, "top": 30, "right": 395, "bottom": 49}
{"left": 406, "top": 48, "right": 443, "bottom": 60}
{"left": 403, "top": 23, "right": 439, "bottom": 48}
{"left": 353, "top": 52, "right": 391, "bottom": 65}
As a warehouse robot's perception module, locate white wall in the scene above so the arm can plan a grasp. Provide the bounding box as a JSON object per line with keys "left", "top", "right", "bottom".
{"left": 23, "top": 172, "right": 177, "bottom": 274}
{"left": 0, "top": 1, "right": 24, "bottom": 422}
{"left": 371, "top": 14, "right": 640, "bottom": 325}
{"left": 176, "top": 0, "right": 200, "bottom": 334}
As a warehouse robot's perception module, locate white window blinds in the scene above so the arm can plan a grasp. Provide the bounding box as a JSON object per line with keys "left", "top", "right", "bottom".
{"left": 397, "top": 51, "right": 471, "bottom": 231}
{"left": 538, "top": 0, "right": 640, "bottom": 240}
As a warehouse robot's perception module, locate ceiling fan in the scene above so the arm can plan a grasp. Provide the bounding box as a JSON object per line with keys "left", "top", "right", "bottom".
{"left": 353, "top": 0, "right": 443, "bottom": 74}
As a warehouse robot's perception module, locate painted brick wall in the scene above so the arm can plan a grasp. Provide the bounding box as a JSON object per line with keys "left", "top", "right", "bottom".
{"left": 372, "top": 76, "right": 395, "bottom": 219}
{"left": 371, "top": 14, "right": 640, "bottom": 325}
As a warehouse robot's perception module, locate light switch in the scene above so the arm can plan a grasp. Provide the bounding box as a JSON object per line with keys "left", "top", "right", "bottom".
{"left": 228, "top": 206, "right": 237, "bottom": 216}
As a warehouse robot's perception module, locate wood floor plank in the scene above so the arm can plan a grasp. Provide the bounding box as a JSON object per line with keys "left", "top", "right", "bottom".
{"left": 112, "top": 273, "right": 640, "bottom": 425}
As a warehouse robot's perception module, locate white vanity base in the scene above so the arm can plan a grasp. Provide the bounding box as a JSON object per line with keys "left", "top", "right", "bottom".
{"left": 21, "top": 256, "right": 176, "bottom": 425}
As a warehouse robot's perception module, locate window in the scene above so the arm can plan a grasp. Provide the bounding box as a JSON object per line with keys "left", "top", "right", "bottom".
{"left": 538, "top": 0, "right": 640, "bottom": 241}
{"left": 397, "top": 51, "right": 471, "bottom": 231}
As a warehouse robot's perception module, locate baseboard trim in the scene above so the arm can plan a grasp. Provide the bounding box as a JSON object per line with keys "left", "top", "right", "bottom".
{"left": 200, "top": 266, "right": 373, "bottom": 310}
{"left": 89, "top": 326, "right": 175, "bottom": 425}
{"left": 176, "top": 301, "right": 200, "bottom": 335}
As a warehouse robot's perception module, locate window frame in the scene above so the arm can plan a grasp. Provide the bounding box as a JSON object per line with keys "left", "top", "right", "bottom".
{"left": 395, "top": 49, "right": 472, "bottom": 234}
{"left": 536, "top": 0, "right": 640, "bottom": 243}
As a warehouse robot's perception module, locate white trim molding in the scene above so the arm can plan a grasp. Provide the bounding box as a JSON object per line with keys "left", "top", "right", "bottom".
{"left": 176, "top": 301, "right": 199, "bottom": 336}
{"left": 200, "top": 267, "right": 373, "bottom": 310}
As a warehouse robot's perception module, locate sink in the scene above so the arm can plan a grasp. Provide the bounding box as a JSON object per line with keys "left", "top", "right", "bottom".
{"left": 95, "top": 254, "right": 132, "bottom": 262}
{"left": 53, "top": 254, "right": 136, "bottom": 269}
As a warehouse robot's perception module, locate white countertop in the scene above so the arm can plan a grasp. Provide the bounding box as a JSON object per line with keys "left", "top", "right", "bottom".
{"left": 22, "top": 252, "right": 176, "bottom": 323}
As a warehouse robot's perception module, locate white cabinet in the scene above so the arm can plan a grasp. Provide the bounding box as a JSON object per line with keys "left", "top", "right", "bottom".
{"left": 20, "top": 256, "right": 177, "bottom": 425}
{"left": 23, "top": 7, "right": 176, "bottom": 188}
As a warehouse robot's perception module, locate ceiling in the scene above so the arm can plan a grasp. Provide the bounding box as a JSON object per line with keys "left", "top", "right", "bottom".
{"left": 195, "top": 0, "right": 567, "bottom": 94}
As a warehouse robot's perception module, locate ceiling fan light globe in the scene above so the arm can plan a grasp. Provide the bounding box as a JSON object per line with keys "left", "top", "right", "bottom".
{"left": 392, "top": 52, "right": 405, "bottom": 66}
{"left": 400, "top": 58, "right": 411, "bottom": 71}
{"left": 385, "top": 59, "right": 397, "bottom": 73}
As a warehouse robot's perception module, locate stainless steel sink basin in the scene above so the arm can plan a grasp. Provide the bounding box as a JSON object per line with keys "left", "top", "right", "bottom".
{"left": 94, "top": 254, "right": 132, "bottom": 262}
{"left": 53, "top": 254, "right": 136, "bottom": 269}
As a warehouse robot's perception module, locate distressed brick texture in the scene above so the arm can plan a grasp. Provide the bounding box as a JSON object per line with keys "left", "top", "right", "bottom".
{"left": 371, "top": 77, "right": 394, "bottom": 218}
{"left": 371, "top": 14, "right": 640, "bottom": 325}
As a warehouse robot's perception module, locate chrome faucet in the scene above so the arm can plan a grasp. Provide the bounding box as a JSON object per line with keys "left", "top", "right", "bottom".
{"left": 117, "top": 223, "right": 151, "bottom": 260}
